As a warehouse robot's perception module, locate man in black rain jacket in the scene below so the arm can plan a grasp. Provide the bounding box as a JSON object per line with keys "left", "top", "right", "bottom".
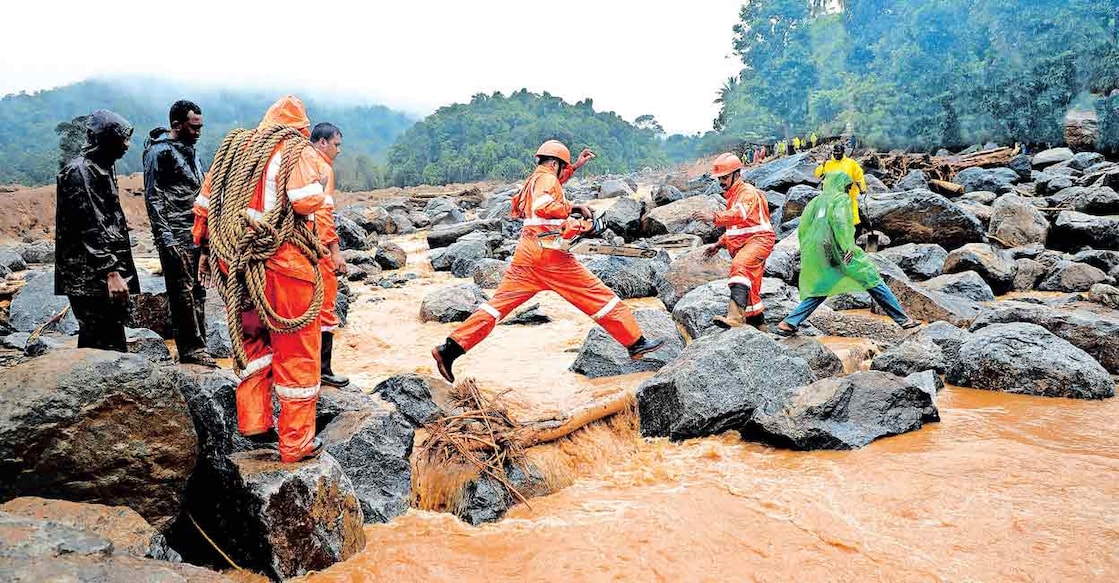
{"left": 142, "top": 99, "right": 216, "bottom": 366}
{"left": 55, "top": 109, "right": 140, "bottom": 352}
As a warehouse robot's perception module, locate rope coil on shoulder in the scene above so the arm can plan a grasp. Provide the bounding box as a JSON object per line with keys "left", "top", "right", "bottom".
{"left": 206, "top": 125, "right": 326, "bottom": 369}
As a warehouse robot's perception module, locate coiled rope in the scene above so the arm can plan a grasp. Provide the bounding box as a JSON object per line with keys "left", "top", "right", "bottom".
{"left": 205, "top": 125, "right": 326, "bottom": 369}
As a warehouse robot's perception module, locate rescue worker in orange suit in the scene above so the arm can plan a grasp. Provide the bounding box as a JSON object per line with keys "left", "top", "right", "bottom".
{"left": 309, "top": 122, "right": 349, "bottom": 388}
{"left": 700, "top": 153, "right": 776, "bottom": 330}
{"left": 193, "top": 96, "right": 328, "bottom": 462}
{"left": 431, "top": 140, "right": 665, "bottom": 382}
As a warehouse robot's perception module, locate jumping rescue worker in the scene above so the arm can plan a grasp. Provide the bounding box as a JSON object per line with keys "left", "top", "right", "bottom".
{"left": 701, "top": 153, "right": 776, "bottom": 330}
{"left": 431, "top": 140, "right": 665, "bottom": 383}
{"left": 193, "top": 96, "right": 329, "bottom": 463}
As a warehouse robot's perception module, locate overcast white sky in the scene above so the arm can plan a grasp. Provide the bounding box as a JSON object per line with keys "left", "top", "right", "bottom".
{"left": 1, "top": 0, "right": 745, "bottom": 134}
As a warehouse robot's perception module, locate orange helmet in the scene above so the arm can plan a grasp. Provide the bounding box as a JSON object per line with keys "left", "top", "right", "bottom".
{"left": 535, "top": 140, "right": 572, "bottom": 165}
{"left": 711, "top": 152, "right": 744, "bottom": 177}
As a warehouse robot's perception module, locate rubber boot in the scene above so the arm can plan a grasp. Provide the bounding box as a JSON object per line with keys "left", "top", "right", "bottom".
{"left": 744, "top": 313, "right": 767, "bottom": 332}
{"left": 712, "top": 301, "right": 744, "bottom": 329}
{"left": 320, "top": 332, "right": 350, "bottom": 388}
{"left": 627, "top": 335, "right": 666, "bottom": 360}
{"left": 432, "top": 338, "right": 465, "bottom": 383}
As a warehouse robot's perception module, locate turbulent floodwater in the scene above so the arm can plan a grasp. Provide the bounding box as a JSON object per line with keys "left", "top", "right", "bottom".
{"left": 301, "top": 235, "right": 1118, "bottom": 582}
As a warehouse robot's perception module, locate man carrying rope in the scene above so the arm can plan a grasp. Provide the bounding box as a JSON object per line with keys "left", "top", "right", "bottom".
{"left": 192, "top": 96, "right": 329, "bottom": 463}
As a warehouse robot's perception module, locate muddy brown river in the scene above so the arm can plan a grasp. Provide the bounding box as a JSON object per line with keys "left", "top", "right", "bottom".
{"left": 299, "top": 235, "right": 1117, "bottom": 582}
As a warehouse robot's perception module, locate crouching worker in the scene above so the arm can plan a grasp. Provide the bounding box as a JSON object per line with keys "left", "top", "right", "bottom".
{"left": 701, "top": 153, "right": 775, "bottom": 330}
{"left": 431, "top": 140, "right": 665, "bottom": 383}
{"left": 774, "top": 172, "right": 920, "bottom": 337}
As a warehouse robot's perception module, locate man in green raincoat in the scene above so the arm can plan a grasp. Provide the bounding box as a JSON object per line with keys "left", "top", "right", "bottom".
{"left": 774, "top": 172, "right": 920, "bottom": 336}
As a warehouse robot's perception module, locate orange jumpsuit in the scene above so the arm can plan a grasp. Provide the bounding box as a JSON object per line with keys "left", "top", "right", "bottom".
{"left": 314, "top": 158, "right": 340, "bottom": 333}
{"left": 192, "top": 96, "right": 328, "bottom": 463}
{"left": 714, "top": 179, "right": 776, "bottom": 318}
{"left": 449, "top": 164, "right": 642, "bottom": 351}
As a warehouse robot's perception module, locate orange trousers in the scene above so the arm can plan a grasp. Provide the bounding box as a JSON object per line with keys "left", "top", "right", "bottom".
{"left": 319, "top": 257, "right": 340, "bottom": 333}
{"left": 450, "top": 239, "right": 642, "bottom": 352}
{"left": 727, "top": 234, "right": 776, "bottom": 317}
{"left": 237, "top": 270, "right": 321, "bottom": 463}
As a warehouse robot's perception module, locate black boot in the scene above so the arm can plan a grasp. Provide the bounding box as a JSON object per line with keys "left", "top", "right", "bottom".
{"left": 244, "top": 428, "right": 279, "bottom": 450}
{"left": 320, "top": 332, "right": 350, "bottom": 388}
{"left": 743, "top": 313, "right": 767, "bottom": 332}
{"left": 627, "top": 335, "right": 666, "bottom": 360}
{"left": 432, "top": 338, "right": 465, "bottom": 383}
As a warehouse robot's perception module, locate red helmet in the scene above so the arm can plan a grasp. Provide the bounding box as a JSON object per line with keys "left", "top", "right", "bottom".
{"left": 711, "top": 152, "right": 744, "bottom": 177}
{"left": 536, "top": 140, "right": 572, "bottom": 165}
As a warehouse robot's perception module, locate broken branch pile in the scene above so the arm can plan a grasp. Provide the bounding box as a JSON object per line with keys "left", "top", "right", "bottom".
{"left": 861, "top": 146, "right": 1019, "bottom": 185}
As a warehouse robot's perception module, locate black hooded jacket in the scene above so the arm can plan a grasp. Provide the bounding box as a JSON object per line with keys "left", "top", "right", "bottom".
{"left": 54, "top": 110, "right": 141, "bottom": 297}
{"left": 142, "top": 127, "right": 204, "bottom": 249}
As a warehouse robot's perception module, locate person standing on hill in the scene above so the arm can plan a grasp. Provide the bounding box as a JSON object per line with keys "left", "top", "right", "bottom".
{"left": 793, "top": 136, "right": 801, "bottom": 153}
{"left": 55, "top": 110, "right": 140, "bottom": 352}
{"left": 143, "top": 100, "right": 216, "bottom": 366}
{"left": 431, "top": 140, "right": 665, "bottom": 383}
{"left": 810, "top": 132, "right": 818, "bottom": 148}
{"left": 309, "top": 122, "right": 350, "bottom": 388}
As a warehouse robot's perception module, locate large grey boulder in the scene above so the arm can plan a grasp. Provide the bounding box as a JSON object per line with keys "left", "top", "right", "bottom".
{"left": 374, "top": 242, "right": 408, "bottom": 270}
{"left": 871, "top": 337, "right": 946, "bottom": 376}
{"left": 338, "top": 205, "right": 396, "bottom": 235}
{"left": 600, "top": 196, "right": 645, "bottom": 241}
{"left": 654, "top": 247, "right": 732, "bottom": 310}
{"left": 989, "top": 194, "right": 1049, "bottom": 247}
{"left": 745, "top": 371, "right": 939, "bottom": 450}
{"left": 912, "top": 321, "right": 973, "bottom": 370}
{"left": 805, "top": 306, "right": 908, "bottom": 345}
{"left": 431, "top": 239, "right": 490, "bottom": 278}
{"left": 652, "top": 183, "right": 685, "bottom": 207}
{"left": 319, "top": 408, "right": 414, "bottom": 524}
{"left": 953, "top": 167, "right": 1020, "bottom": 194}
{"left": 882, "top": 274, "right": 983, "bottom": 327}
{"left": 598, "top": 178, "right": 635, "bottom": 199}
{"left": 423, "top": 197, "right": 466, "bottom": 226}
{"left": 641, "top": 196, "right": 724, "bottom": 243}
{"left": 1032, "top": 147, "right": 1074, "bottom": 168}
{"left": 1071, "top": 249, "right": 1119, "bottom": 277}
{"left": 637, "top": 327, "right": 816, "bottom": 440}
{"left": 876, "top": 243, "right": 947, "bottom": 281}
{"left": 781, "top": 185, "right": 821, "bottom": 221}
{"left": 921, "top": 271, "right": 996, "bottom": 302}
{"left": 472, "top": 258, "right": 509, "bottom": 289}
{"left": 420, "top": 283, "right": 488, "bottom": 323}
{"left": 742, "top": 152, "right": 820, "bottom": 192}
{"left": 970, "top": 300, "right": 1119, "bottom": 373}
{"left": 0, "top": 247, "right": 27, "bottom": 272}
{"left": 372, "top": 374, "right": 453, "bottom": 427}
{"left": 764, "top": 234, "right": 801, "bottom": 284}
{"left": 1038, "top": 261, "right": 1112, "bottom": 292}
{"left": 126, "top": 327, "right": 172, "bottom": 363}
{"left": 9, "top": 271, "right": 78, "bottom": 335}
{"left": 18, "top": 241, "right": 54, "bottom": 264}
{"left": 672, "top": 278, "right": 799, "bottom": 339}
{"left": 1012, "top": 258, "right": 1048, "bottom": 291}
{"left": 894, "top": 170, "right": 930, "bottom": 192}
{"left": 1050, "top": 211, "right": 1119, "bottom": 251}
{"left": 335, "top": 214, "right": 371, "bottom": 251}
{"left": 570, "top": 309, "right": 684, "bottom": 378}
{"left": 942, "top": 243, "right": 1018, "bottom": 295}
{"left": 948, "top": 323, "right": 1113, "bottom": 399}
{"left": 426, "top": 219, "right": 503, "bottom": 249}
{"left": 580, "top": 251, "right": 669, "bottom": 299}
{"left": 777, "top": 336, "right": 844, "bottom": 379}
{"left": 0, "top": 350, "right": 198, "bottom": 530}
{"left": 863, "top": 190, "right": 986, "bottom": 250}
{"left": 1047, "top": 186, "right": 1119, "bottom": 215}
{"left": 1087, "top": 283, "right": 1119, "bottom": 309}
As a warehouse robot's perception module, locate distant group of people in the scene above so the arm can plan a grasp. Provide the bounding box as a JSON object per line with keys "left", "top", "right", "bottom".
{"left": 740, "top": 132, "right": 822, "bottom": 166}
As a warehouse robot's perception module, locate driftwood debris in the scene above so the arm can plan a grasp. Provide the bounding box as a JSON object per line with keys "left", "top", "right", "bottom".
{"left": 861, "top": 146, "right": 1019, "bottom": 185}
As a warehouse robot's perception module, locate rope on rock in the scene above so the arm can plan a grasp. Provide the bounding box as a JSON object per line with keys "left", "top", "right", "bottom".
{"left": 205, "top": 125, "right": 326, "bottom": 369}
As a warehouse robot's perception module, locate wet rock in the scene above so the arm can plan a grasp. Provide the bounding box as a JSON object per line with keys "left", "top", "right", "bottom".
{"left": 781, "top": 185, "right": 821, "bottom": 221}
{"left": 0, "top": 247, "right": 27, "bottom": 272}
{"left": 1032, "top": 147, "right": 1074, "bottom": 168}
{"left": 338, "top": 205, "right": 396, "bottom": 235}
{"left": 319, "top": 408, "right": 414, "bottom": 524}
{"left": 764, "top": 235, "right": 801, "bottom": 285}
{"left": 389, "top": 211, "right": 416, "bottom": 234}
{"left": 942, "top": 243, "right": 1017, "bottom": 295}
{"left": 1008, "top": 154, "right": 1033, "bottom": 181}
{"left": 881, "top": 274, "right": 982, "bottom": 328}
{"left": 423, "top": 197, "right": 466, "bottom": 226}
{"left": 18, "top": 240, "right": 54, "bottom": 264}
{"left": 894, "top": 170, "right": 929, "bottom": 192}
{"left": 864, "top": 190, "right": 986, "bottom": 250}
{"left": 1038, "top": 261, "right": 1112, "bottom": 292}
{"left": 745, "top": 371, "right": 939, "bottom": 450}
{"left": 426, "top": 219, "right": 502, "bottom": 249}
{"left": 876, "top": 243, "right": 947, "bottom": 281}
{"left": 1067, "top": 151, "right": 1104, "bottom": 171}
{"left": 960, "top": 190, "right": 997, "bottom": 205}
{"left": 203, "top": 293, "right": 232, "bottom": 358}
{"left": 1050, "top": 211, "right": 1119, "bottom": 251}
{"left": 0, "top": 332, "right": 64, "bottom": 357}
{"left": 570, "top": 309, "right": 684, "bottom": 378}
{"left": 499, "top": 304, "right": 552, "bottom": 326}
{"left": 125, "top": 327, "right": 172, "bottom": 363}
{"left": 871, "top": 338, "right": 946, "bottom": 376}
{"left": 906, "top": 369, "right": 944, "bottom": 395}
{"left": 948, "top": 323, "right": 1113, "bottom": 399}
{"left": 217, "top": 451, "right": 365, "bottom": 579}
{"left": 420, "top": 283, "right": 488, "bottom": 323}
{"left": 778, "top": 336, "right": 843, "bottom": 379}
{"left": 1047, "top": 186, "right": 1119, "bottom": 215}
{"left": 457, "top": 463, "right": 550, "bottom": 526}
{"left": 921, "top": 271, "right": 995, "bottom": 302}
{"left": 0, "top": 553, "right": 231, "bottom": 582}
{"left": 654, "top": 247, "right": 732, "bottom": 310}
{"left": 0, "top": 511, "right": 114, "bottom": 559}
{"left": 824, "top": 292, "right": 873, "bottom": 311}
{"left": 0, "top": 349, "right": 198, "bottom": 529}
{"left": 652, "top": 183, "right": 685, "bottom": 207}
{"left": 1070, "top": 249, "right": 1119, "bottom": 277}
{"left": 335, "top": 214, "right": 371, "bottom": 251}
{"left": 673, "top": 278, "right": 798, "bottom": 339}
{"left": 409, "top": 211, "right": 432, "bottom": 229}
{"left": 0, "top": 497, "right": 175, "bottom": 560}
{"left": 1087, "top": 283, "right": 1119, "bottom": 309}
{"left": 434, "top": 239, "right": 490, "bottom": 278}
{"left": 601, "top": 196, "right": 645, "bottom": 241}
{"left": 580, "top": 251, "right": 669, "bottom": 299}
{"left": 742, "top": 152, "right": 820, "bottom": 192}
{"left": 953, "top": 167, "right": 1020, "bottom": 194}
{"left": 372, "top": 374, "right": 453, "bottom": 427}
{"left": 9, "top": 271, "right": 79, "bottom": 335}
{"left": 970, "top": 301, "right": 1119, "bottom": 373}
{"left": 472, "top": 258, "right": 509, "bottom": 289}
{"left": 374, "top": 242, "right": 407, "bottom": 270}
{"left": 637, "top": 326, "right": 816, "bottom": 440}
{"left": 1012, "top": 258, "right": 1048, "bottom": 291}
{"left": 989, "top": 194, "right": 1049, "bottom": 247}
{"left": 804, "top": 305, "right": 907, "bottom": 344}
{"left": 641, "top": 196, "right": 724, "bottom": 243}
{"left": 598, "top": 179, "right": 635, "bottom": 199}
{"left": 954, "top": 201, "right": 992, "bottom": 228}
{"left": 907, "top": 321, "right": 971, "bottom": 365}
